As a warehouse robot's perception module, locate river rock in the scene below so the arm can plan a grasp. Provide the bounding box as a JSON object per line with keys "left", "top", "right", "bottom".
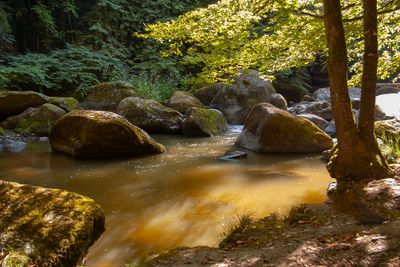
{"left": 167, "top": 91, "right": 204, "bottom": 113}
{"left": 210, "top": 70, "right": 276, "bottom": 124}
{"left": 324, "top": 120, "right": 336, "bottom": 138}
{"left": 376, "top": 93, "right": 400, "bottom": 117}
{"left": 50, "top": 110, "right": 165, "bottom": 158}
{"left": 0, "top": 180, "right": 105, "bottom": 266}
{"left": 268, "top": 93, "right": 288, "bottom": 110}
{"left": 49, "top": 97, "right": 82, "bottom": 112}
{"left": 84, "top": 81, "right": 140, "bottom": 111}
{"left": 236, "top": 103, "right": 333, "bottom": 152}
{"left": 1, "top": 103, "right": 66, "bottom": 136}
{"left": 289, "top": 101, "right": 333, "bottom": 121}
{"left": 0, "top": 91, "right": 49, "bottom": 121}
{"left": 376, "top": 85, "right": 400, "bottom": 96}
{"left": 220, "top": 150, "right": 247, "bottom": 160}
{"left": 312, "top": 87, "right": 361, "bottom": 102}
{"left": 182, "top": 107, "right": 228, "bottom": 137}
{"left": 193, "top": 83, "right": 226, "bottom": 106}
{"left": 272, "top": 70, "right": 312, "bottom": 102}
{"left": 297, "top": 114, "right": 329, "bottom": 130}
{"left": 117, "top": 97, "right": 183, "bottom": 134}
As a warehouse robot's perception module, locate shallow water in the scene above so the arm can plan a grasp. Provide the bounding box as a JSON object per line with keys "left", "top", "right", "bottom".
{"left": 0, "top": 126, "right": 333, "bottom": 266}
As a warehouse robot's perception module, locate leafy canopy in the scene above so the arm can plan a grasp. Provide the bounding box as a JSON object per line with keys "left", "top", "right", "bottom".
{"left": 143, "top": 0, "right": 400, "bottom": 85}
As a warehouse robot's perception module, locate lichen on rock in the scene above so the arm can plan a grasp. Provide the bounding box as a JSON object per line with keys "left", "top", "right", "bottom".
{"left": 0, "top": 180, "right": 105, "bottom": 267}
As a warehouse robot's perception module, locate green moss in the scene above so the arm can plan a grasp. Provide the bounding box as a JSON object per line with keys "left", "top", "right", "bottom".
{"left": 14, "top": 118, "right": 44, "bottom": 134}
{"left": 2, "top": 252, "right": 31, "bottom": 267}
{"left": 0, "top": 126, "right": 5, "bottom": 135}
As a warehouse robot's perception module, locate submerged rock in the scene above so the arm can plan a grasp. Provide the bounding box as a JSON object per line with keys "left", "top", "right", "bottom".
{"left": 117, "top": 97, "right": 183, "bottom": 134}
{"left": 181, "top": 107, "right": 228, "bottom": 137}
{"left": 167, "top": 91, "right": 204, "bottom": 113}
{"left": 50, "top": 110, "right": 165, "bottom": 158}
{"left": 84, "top": 81, "right": 140, "bottom": 111}
{"left": 49, "top": 97, "right": 82, "bottom": 112}
{"left": 0, "top": 91, "right": 49, "bottom": 121}
{"left": 236, "top": 103, "right": 333, "bottom": 152}
{"left": 220, "top": 150, "right": 248, "bottom": 160}
{"left": 1, "top": 103, "right": 66, "bottom": 136}
{"left": 0, "top": 180, "right": 105, "bottom": 266}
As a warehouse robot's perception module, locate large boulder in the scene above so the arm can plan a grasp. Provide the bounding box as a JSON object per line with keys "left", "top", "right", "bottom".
{"left": 210, "top": 70, "right": 276, "bottom": 124}
{"left": 0, "top": 91, "right": 49, "bottom": 121}
{"left": 0, "top": 180, "right": 105, "bottom": 266}
{"left": 50, "top": 110, "right": 165, "bottom": 158}
{"left": 117, "top": 97, "right": 183, "bottom": 134}
{"left": 167, "top": 91, "right": 204, "bottom": 113}
{"left": 236, "top": 103, "right": 333, "bottom": 152}
{"left": 182, "top": 107, "right": 228, "bottom": 137}
{"left": 1, "top": 103, "right": 66, "bottom": 135}
{"left": 49, "top": 97, "right": 82, "bottom": 112}
{"left": 193, "top": 83, "right": 226, "bottom": 106}
{"left": 84, "top": 81, "right": 140, "bottom": 111}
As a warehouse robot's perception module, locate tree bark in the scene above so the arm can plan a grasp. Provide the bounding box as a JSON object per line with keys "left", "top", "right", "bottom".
{"left": 323, "top": 0, "right": 391, "bottom": 182}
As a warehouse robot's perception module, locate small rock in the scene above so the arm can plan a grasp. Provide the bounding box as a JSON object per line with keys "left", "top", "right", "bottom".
{"left": 220, "top": 151, "right": 248, "bottom": 160}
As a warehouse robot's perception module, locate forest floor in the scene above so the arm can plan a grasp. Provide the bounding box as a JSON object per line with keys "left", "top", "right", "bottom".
{"left": 144, "top": 167, "right": 400, "bottom": 267}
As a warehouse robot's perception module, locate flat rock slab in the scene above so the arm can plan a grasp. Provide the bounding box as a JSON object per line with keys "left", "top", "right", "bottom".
{"left": 0, "top": 180, "right": 105, "bottom": 267}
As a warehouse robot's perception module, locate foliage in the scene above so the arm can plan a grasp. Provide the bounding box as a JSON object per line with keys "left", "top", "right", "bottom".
{"left": 128, "top": 73, "right": 181, "bottom": 102}
{"left": 222, "top": 212, "right": 253, "bottom": 237}
{"left": 143, "top": 0, "right": 400, "bottom": 85}
{"left": 0, "top": 46, "right": 129, "bottom": 98}
{"left": 379, "top": 132, "right": 400, "bottom": 163}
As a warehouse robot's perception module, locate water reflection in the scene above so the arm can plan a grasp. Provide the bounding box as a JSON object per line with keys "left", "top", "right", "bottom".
{"left": 0, "top": 127, "right": 333, "bottom": 266}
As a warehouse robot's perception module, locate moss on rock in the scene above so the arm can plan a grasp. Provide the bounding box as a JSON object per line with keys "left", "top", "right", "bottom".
{"left": 84, "top": 81, "right": 140, "bottom": 111}
{"left": 0, "top": 180, "right": 105, "bottom": 267}
{"left": 182, "top": 107, "right": 228, "bottom": 137}
{"left": 0, "top": 91, "right": 49, "bottom": 121}
{"left": 236, "top": 103, "right": 333, "bottom": 152}
{"left": 50, "top": 110, "right": 165, "bottom": 158}
{"left": 1, "top": 104, "right": 66, "bottom": 136}
{"left": 49, "top": 97, "right": 82, "bottom": 112}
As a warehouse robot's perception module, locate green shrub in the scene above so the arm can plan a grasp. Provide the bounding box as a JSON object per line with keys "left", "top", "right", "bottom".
{"left": 0, "top": 46, "right": 130, "bottom": 98}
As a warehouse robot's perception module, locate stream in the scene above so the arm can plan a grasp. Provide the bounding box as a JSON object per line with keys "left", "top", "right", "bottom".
{"left": 0, "top": 126, "right": 333, "bottom": 266}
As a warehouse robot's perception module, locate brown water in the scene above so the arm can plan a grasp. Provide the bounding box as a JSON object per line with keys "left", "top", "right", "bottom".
{"left": 0, "top": 126, "right": 333, "bottom": 266}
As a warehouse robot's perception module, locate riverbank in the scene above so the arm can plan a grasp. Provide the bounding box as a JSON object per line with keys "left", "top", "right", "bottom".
{"left": 142, "top": 171, "right": 400, "bottom": 267}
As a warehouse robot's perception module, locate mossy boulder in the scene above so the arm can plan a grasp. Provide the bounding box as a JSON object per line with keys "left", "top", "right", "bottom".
{"left": 210, "top": 70, "right": 276, "bottom": 124}
{"left": 1, "top": 103, "right": 66, "bottom": 136}
{"left": 117, "top": 97, "right": 183, "bottom": 134}
{"left": 193, "top": 83, "right": 227, "bottom": 106}
{"left": 0, "top": 180, "right": 105, "bottom": 267}
{"left": 167, "top": 91, "right": 204, "bottom": 113}
{"left": 182, "top": 107, "right": 228, "bottom": 137}
{"left": 50, "top": 110, "right": 165, "bottom": 158}
{"left": 84, "top": 81, "right": 140, "bottom": 111}
{"left": 236, "top": 103, "right": 333, "bottom": 152}
{"left": 49, "top": 97, "right": 82, "bottom": 112}
{"left": 0, "top": 91, "right": 49, "bottom": 121}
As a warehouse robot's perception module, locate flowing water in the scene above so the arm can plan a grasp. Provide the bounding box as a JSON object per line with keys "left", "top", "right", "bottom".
{"left": 0, "top": 126, "right": 333, "bottom": 266}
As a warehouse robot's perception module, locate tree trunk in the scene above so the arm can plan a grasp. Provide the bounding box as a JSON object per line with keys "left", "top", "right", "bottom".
{"left": 323, "top": 0, "right": 391, "bottom": 182}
